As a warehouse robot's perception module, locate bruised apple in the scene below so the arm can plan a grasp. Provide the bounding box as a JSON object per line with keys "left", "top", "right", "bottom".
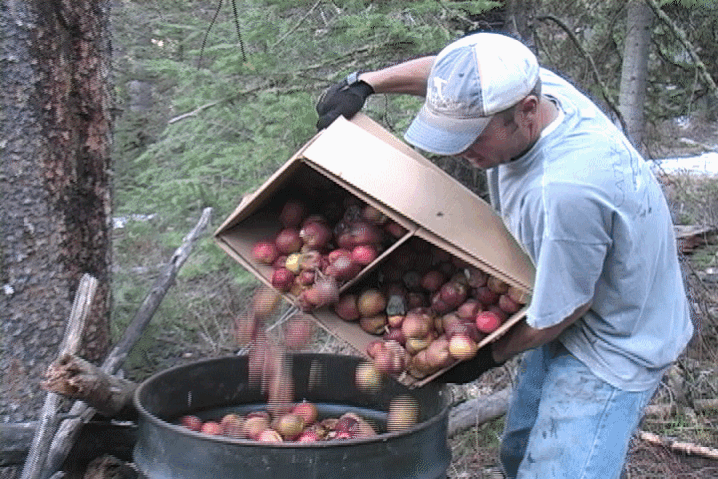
{"left": 355, "top": 361, "right": 383, "bottom": 394}
{"left": 334, "top": 294, "right": 360, "bottom": 321}
{"left": 507, "top": 285, "right": 531, "bottom": 305}
{"left": 300, "top": 220, "right": 332, "bottom": 250}
{"left": 291, "top": 401, "right": 318, "bottom": 426}
{"left": 357, "top": 288, "right": 387, "bottom": 318}
{"left": 425, "top": 336, "right": 454, "bottom": 370}
{"left": 498, "top": 293, "right": 521, "bottom": 314}
{"left": 284, "top": 317, "right": 315, "bottom": 350}
{"left": 275, "top": 228, "right": 303, "bottom": 254}
{"left": 420, "top": 270, "right": 445, "bottom": 293}
{"left": 487, "top": 276, "right": 509, "bottom": 295}
{"left": 180, "top": 414, "right": 203, "bottom": 432}
{"left": 279, "top": 200, "right": 307, "bottom": 228}
{"left": 401, "top": 308, "right": 433, "bottom": 339}
{"left": 448, "top": 333, "right": 479, "bottom": 361}
{"left": 272, "top": 413, "right": 305, "bottom": 440}
{"left": 220, "top": 413, "right": 245, "bottom": 439}
{"left": 271, "top": 267, "right": 295, "bottom": 292}
{"left": 359, "top": 314, "right": 387, "bottom": 335}
{"left": 387, "top": 395, "right": 420, "bottom": 432}
{"left": 200, "top": 421, "right": 223, "bottom": 436}
{"left": 252, "top": 240, "right": 279, "bottom": 265}
{"left": 258, "top": 429, "right": 284, "bottom": 442}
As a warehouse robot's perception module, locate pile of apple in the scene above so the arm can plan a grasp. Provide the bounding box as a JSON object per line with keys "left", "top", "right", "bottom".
{"left": 177, "top": 395, "right": 419, "bottom": 442}
{"left": 334, "top": 237, "right": 530, "bottom": 380}
{"left": 251, "top": 197, "right": 407, "bottom": 312}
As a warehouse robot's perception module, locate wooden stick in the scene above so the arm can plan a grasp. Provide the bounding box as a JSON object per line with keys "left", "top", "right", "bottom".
{"left": 638, "top": 430, "right": 718, "bottom": 461}
{"left": 20, "top": 273, "right": 98, "bottom": 479}
{"left": 448, "top": 387, "right": 511, "bottom": 437}
{"left": 41, "top": 354, "right": 138, "bottom": 417}
{"left": 42, "top": 207, "right": 212, "bottom": 477}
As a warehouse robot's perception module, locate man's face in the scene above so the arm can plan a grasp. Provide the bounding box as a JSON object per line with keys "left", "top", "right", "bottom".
{"left": 457, "top": 97, "right": 538, "bottom": 169}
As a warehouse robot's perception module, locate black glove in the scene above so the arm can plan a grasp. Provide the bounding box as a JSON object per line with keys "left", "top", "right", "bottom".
{"left": 316, "top": 72, "right": 374, "bottom": 130}
{"left": 434, "top": 346, "right": 502, "bottom": 385}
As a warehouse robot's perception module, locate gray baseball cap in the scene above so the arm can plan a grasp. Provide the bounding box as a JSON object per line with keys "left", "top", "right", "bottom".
{"left": 404, "top": 33, "right": 539, "bottom": 156}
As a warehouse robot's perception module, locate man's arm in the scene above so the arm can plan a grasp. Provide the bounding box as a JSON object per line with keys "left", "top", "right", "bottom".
{"left": 359, "top": 56, "right": 436, "bottom": 96}
{"left": 491, "top": 302, "right": 592, "bottom": 363}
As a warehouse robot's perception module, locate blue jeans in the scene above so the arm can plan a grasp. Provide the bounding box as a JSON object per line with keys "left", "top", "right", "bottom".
{"left": 500, "top": 342, "right": 659, "bottom": 479}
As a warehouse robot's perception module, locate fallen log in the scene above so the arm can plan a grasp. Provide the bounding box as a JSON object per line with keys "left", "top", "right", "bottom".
{"left": 41, "top": 207, "right": 213, "bottom": 478}
{"left": 447, "top": 387, "right": 510, "bottom": 437}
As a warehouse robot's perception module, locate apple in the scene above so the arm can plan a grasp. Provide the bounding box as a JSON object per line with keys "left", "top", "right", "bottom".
{"left": 475, "top": 311, "right": 502, "bottom": 334}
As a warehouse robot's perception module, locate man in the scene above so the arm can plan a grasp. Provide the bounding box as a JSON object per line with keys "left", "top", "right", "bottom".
{"left": 316, "top": 33, "right": 693, "bottom": 479}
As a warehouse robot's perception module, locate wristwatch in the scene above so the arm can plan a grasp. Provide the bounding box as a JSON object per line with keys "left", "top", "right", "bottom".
{"left": 345, "top": 70, "right": 363, "bottom": 86}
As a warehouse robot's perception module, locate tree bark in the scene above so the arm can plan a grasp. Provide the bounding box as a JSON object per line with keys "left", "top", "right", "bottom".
{"left": 0, "top": 0, "right": 113, "bottom": 424}
{"left": 618, "top": 0, "right": 653, "bottom": 150}
{"left": 504, "top": 0, "right": 535, "bottom": 49}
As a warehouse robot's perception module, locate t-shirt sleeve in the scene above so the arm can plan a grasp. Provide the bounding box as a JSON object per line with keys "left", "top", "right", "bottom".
{"left": 518, "top": 184, "right": 612, "bottom": 329}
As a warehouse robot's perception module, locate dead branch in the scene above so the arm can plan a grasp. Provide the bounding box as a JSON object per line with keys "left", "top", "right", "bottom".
{"left": 535, "top": 14, "right": 628, "bottom": 135}
{"left": 638, "top": 430, "right": 718, "bottom": 461}
{"left": 41, "top": 207, "right": 213, "bottom": 477}
{"left": 644, "top": 0, "right": 718, "bottom": 101}
{"left": 271, "top": 0, "right": 322, "bottom": 49}
{"left": 694, "top": 398, "right": 718, "bottom": 413}
{"left": 448, "top": 387, "right": 511, "bottom": 437}
{"left": 41, "top": 354, "right": 137, "bottom": 417}
{"left": 21, "top": 274, "right": 98, "bottom": 479}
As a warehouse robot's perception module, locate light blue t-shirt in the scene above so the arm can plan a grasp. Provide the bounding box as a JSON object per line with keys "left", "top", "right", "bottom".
{"left": 487, "top": 69, "right": 694, "bottom": 392}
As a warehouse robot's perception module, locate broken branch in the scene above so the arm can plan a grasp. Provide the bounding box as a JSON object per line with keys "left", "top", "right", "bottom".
{"left": 638, "top": 430, "right": 718, "bottom": 461}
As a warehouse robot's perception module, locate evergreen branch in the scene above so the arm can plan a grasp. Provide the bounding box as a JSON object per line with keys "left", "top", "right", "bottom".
{"left": 168, "top": 100, "right": 221, "bottom": 124}
{"left": 536, "top": 14, "right": 628, "bottom": 135}
{"left": 643, "top": 0, "right": 718, "bottom": 101}
{"left": 271, "top": 0, "right": 322, "bottom": 49}
{"left": 168, "top": 85, "right": 309, "bottom": 124}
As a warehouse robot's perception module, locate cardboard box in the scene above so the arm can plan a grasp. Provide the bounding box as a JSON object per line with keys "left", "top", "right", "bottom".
{"left": 215, "top": 114, "right": 535, "bottom": 386}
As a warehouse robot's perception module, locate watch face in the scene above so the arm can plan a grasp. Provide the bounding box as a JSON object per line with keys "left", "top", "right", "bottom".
{"left": 346, "top": 71, "right": 361, "bottom": 85}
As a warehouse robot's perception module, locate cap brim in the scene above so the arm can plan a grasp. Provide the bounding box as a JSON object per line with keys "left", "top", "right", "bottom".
{"left": 404, "top": 103, "right": 491, "bottom": 156}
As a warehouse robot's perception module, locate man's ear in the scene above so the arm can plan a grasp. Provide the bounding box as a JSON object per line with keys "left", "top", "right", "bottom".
{"left": 515, "top": 95, "right": 540, "bottom": 124}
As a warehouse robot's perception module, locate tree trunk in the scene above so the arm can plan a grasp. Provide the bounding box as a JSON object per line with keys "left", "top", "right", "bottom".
{"left": 504, "top": 0, "right": 535, "bottom": 49}
{"left": 618, "top": 0, "right": 653, "bottom": 150}
{"left": 0, "top": 0, "right": 113, "bottom": 424}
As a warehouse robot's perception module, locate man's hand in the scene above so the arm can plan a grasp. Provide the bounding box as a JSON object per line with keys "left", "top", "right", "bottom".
{"left": 316, "top": 74, "right": 374, "bottom": 130}
{"left": 433, "top": 346, "right": 501, "bottom": 385}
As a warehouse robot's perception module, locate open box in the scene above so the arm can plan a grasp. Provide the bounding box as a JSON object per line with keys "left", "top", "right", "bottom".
{"left": 214, "top": 114, "right": 536, "bottom": 386}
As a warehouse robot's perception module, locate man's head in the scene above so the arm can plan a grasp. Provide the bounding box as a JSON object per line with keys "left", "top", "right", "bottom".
{"left": 404, "top": 33, "right": 542, "bottom": 166}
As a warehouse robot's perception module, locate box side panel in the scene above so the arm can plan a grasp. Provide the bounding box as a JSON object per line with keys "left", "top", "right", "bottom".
{"left": 302, "top": 116, "right": 535, "bottom": 290}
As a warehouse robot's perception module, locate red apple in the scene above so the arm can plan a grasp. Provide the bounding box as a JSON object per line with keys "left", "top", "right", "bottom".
{"left": 180, "top": 414, "right": 203, "bottom": 432}
{"left": 279, "top": 200, "right": 307, "bottom": 228}
{"left": 475, "top": 310, "right": 502, "bottom": 334}
{"left": 252, "top": 240, "right": 279, "bottom": 265}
